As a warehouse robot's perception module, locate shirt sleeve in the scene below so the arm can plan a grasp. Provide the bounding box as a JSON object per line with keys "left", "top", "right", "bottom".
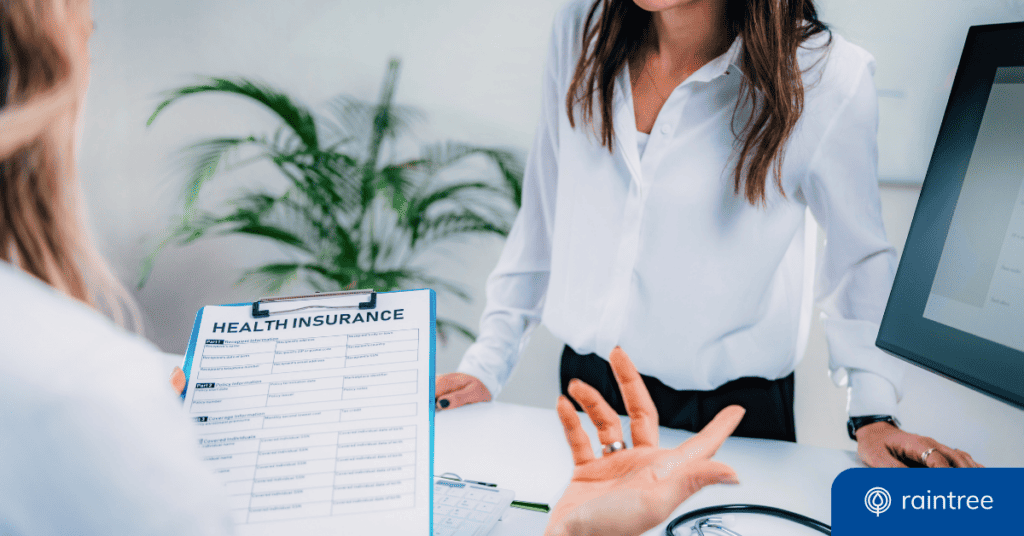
{"left": 799, "top": 52, "right": 907, "bottom": 419}
{"left": 456, "top": 12, "right": 566, "bottom": 398}
{"left": 0, "top": 338, "right": 234, "bottom": 536}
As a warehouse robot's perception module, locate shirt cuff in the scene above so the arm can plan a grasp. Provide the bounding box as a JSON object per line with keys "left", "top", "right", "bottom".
{"left": 456, "top": 346, "right": 506, "bottom": 400}
{"left": 847, "top": 370, "right": 899, "bottom": 418}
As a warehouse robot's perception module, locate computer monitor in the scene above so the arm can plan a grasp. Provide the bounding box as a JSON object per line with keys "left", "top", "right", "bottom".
{"left": 877, "top": 21, "right": 1024, "bottom": 410}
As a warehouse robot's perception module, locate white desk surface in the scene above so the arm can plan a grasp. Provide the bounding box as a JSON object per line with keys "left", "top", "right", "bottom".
{"left": 435, "top": 402, "right": 863, "bottom": 535}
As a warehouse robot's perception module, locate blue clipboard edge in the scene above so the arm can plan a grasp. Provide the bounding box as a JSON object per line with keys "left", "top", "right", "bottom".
{"left": 429, "top": 289, "right": 437, "bottom": 533}
{"left": 176, "top": 289, "right": 438, "bottom": 530}
{"left": 180, "top": 301, "right": 250, "bottom": 400}
{"left": 179, "top": 307, "right": 202, "bottom": 401}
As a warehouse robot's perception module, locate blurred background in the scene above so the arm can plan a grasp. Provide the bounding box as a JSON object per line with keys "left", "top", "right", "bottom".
{"left": 80, "top": 0, "right": 1024, "bottom": 465}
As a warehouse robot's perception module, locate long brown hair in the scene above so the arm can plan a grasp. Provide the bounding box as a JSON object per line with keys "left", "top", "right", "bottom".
{"left": 1, "top": 0, "right": 140, "bottom": 328}
{"left": 567, "top": 0, "right": 830, "bottom": 205}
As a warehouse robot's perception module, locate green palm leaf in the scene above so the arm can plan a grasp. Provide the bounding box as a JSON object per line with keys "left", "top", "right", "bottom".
{"left": 420, "top": 142, "right": 525, "bottom": 207}
{"left": 148, "top": 77, "right": 320, "bottom": 150}
{"left": 405, "top": 182, "right": 508, "bottom": 245}
{"left": 414, "top": 212, "right": 507, "bottom": 251}
{"left": 229, "top": 223, "right": 311, "bottom": 253}
{"left": 366, "top": 59, "right": 402, "bottom": 168}
{"left": 475, "top": 147, "right": 525, "bottom": 208}
{"left": 175, "top": 136, "right": 261, "bottom": 213}
{"left": 325, "top": 95, "right": 424, "bottom": 151}
{"left": 241, "top": 263, "right": 303, "bottom": 294}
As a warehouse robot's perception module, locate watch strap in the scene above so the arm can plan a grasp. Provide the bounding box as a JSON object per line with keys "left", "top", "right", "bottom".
{"left": 847, "top": 415, "right": 900, "bottom": 440}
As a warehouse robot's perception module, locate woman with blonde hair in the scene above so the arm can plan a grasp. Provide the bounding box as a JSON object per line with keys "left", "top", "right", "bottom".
{"left": 1, "top": 0, "right": 144, "bottom": 325}
{"left": 0, "top": 0, "right": 232, "bottom": 533}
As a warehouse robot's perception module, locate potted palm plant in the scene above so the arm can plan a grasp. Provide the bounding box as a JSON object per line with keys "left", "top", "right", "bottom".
{"left": 140, "top": 59, "right": 523, "bottom": 342}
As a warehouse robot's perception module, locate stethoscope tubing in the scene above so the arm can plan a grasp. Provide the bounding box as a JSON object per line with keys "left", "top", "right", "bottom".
{"left": 665, "top": 504, "right": 831, "bottom": 535}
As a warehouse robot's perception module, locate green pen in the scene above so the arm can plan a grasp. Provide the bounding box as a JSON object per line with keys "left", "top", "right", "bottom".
{"left": 510, "top": 500, "right": 550, "bottom": 513}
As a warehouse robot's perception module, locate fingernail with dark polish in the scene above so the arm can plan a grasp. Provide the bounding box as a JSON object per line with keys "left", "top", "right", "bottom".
{"left": 438, "top": 399, "right": 450, "bottom": 409}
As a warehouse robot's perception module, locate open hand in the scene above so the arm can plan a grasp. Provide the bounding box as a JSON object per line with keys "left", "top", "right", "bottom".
{"left": 856, "top": 422, "right": 982, "bottom": 468}
{"left": 544, "top": 348, "right": 745, "bottom": 536}
{"left": 434, "top": 373, "right": 491, "bottom": 410}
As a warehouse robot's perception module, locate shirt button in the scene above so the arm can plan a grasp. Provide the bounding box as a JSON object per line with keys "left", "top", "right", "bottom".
{"left": 660, "top": 124, "right": 671, "bottom": 135}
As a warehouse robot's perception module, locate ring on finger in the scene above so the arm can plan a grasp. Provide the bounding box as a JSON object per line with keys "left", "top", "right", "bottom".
{"left": 602, "top": 441, "right": 628, "bottom": 455}
{"left": 920, "top": 447, "right": 937, "bottom": 465}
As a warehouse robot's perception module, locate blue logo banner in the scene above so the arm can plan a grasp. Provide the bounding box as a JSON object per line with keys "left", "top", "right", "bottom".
{"left": 832, "top": 468, "right": 1023, "bottom": 534}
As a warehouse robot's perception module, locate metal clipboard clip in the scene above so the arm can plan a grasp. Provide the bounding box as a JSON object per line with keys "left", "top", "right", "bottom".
{"left": 251, "top": 289, "right": 377, "bottom": 318}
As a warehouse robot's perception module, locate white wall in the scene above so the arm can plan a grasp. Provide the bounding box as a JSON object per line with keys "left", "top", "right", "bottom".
{"left": 81, "top": 0, "right": 1022, "bottom": 468}
{"left": 817, "top": 0, "right": 1024, "bottom": 181}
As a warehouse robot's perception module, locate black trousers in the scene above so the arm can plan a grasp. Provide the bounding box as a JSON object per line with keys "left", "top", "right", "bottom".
{"left": 560, "top": 346, "right": 797, "bottom": 442}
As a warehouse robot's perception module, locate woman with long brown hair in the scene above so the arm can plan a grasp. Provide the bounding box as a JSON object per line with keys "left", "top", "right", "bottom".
{"left": 437, "top": 0, "right": 979, "bottom": 469}
{"left": 0, "top": 0, "right": 234, "bottom": 532}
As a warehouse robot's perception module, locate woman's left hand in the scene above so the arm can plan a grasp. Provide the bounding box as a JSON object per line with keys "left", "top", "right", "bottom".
{"left": 856, "top": 421, "right": 983, "bottom": 468}
{"left": 544, "top": 348, "right": 745, "bottom": 536}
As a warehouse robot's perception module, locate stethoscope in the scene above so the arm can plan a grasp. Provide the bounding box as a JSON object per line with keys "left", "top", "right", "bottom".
{"left": 666, "top": 504, "right": 830, "bottom": 535}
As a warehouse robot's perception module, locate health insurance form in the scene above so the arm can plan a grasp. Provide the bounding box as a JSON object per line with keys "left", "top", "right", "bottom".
{"left": 179, "top": 289, "right": 435, "bottom": 535}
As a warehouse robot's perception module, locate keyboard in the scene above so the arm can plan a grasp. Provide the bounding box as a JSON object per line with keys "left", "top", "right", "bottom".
{"left": 433, "top": 477, "right": 515, "bottom": 536}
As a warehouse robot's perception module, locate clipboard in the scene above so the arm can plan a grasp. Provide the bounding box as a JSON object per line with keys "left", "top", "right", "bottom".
{"left": 181, "top": 289, "right": 377, "bottom": 399}
{"left": 177, "top": 288, "right": 437, "bottom": 533}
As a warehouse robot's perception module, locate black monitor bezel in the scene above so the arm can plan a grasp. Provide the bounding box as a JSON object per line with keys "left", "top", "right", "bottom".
{"left": 877, "top": 21, "right": 1024, "bottom": 411}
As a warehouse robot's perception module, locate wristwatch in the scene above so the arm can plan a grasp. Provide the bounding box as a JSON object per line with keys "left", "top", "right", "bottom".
{"left": 847, "top": 415, "right": 900, "bottom": 440}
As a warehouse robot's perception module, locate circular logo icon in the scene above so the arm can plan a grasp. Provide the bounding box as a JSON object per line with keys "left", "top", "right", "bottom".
{"left": 864, "top": 487, "right": 892, "bottom": 517}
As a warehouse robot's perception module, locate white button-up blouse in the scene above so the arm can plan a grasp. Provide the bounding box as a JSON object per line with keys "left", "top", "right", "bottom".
{"left": 457, "top": 0, "right": 906, "bottom": 418}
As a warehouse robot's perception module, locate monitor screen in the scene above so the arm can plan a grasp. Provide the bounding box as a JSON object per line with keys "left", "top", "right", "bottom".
{"left": 877, "top": 22, "right": 1024, "bottom": 410}
{"left": 924, "top": 65, "right": 1024, "bottom": 352}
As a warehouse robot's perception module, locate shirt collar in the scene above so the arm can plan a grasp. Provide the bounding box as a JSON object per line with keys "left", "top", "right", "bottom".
{"left": 687, "top": 35, "right": 745, "bottom": 84}
{"left": 610, "top": 35, "right": 745, "bottom": 179}
{"left": 724, "top": 35, "right": 745, "bottom": 75}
